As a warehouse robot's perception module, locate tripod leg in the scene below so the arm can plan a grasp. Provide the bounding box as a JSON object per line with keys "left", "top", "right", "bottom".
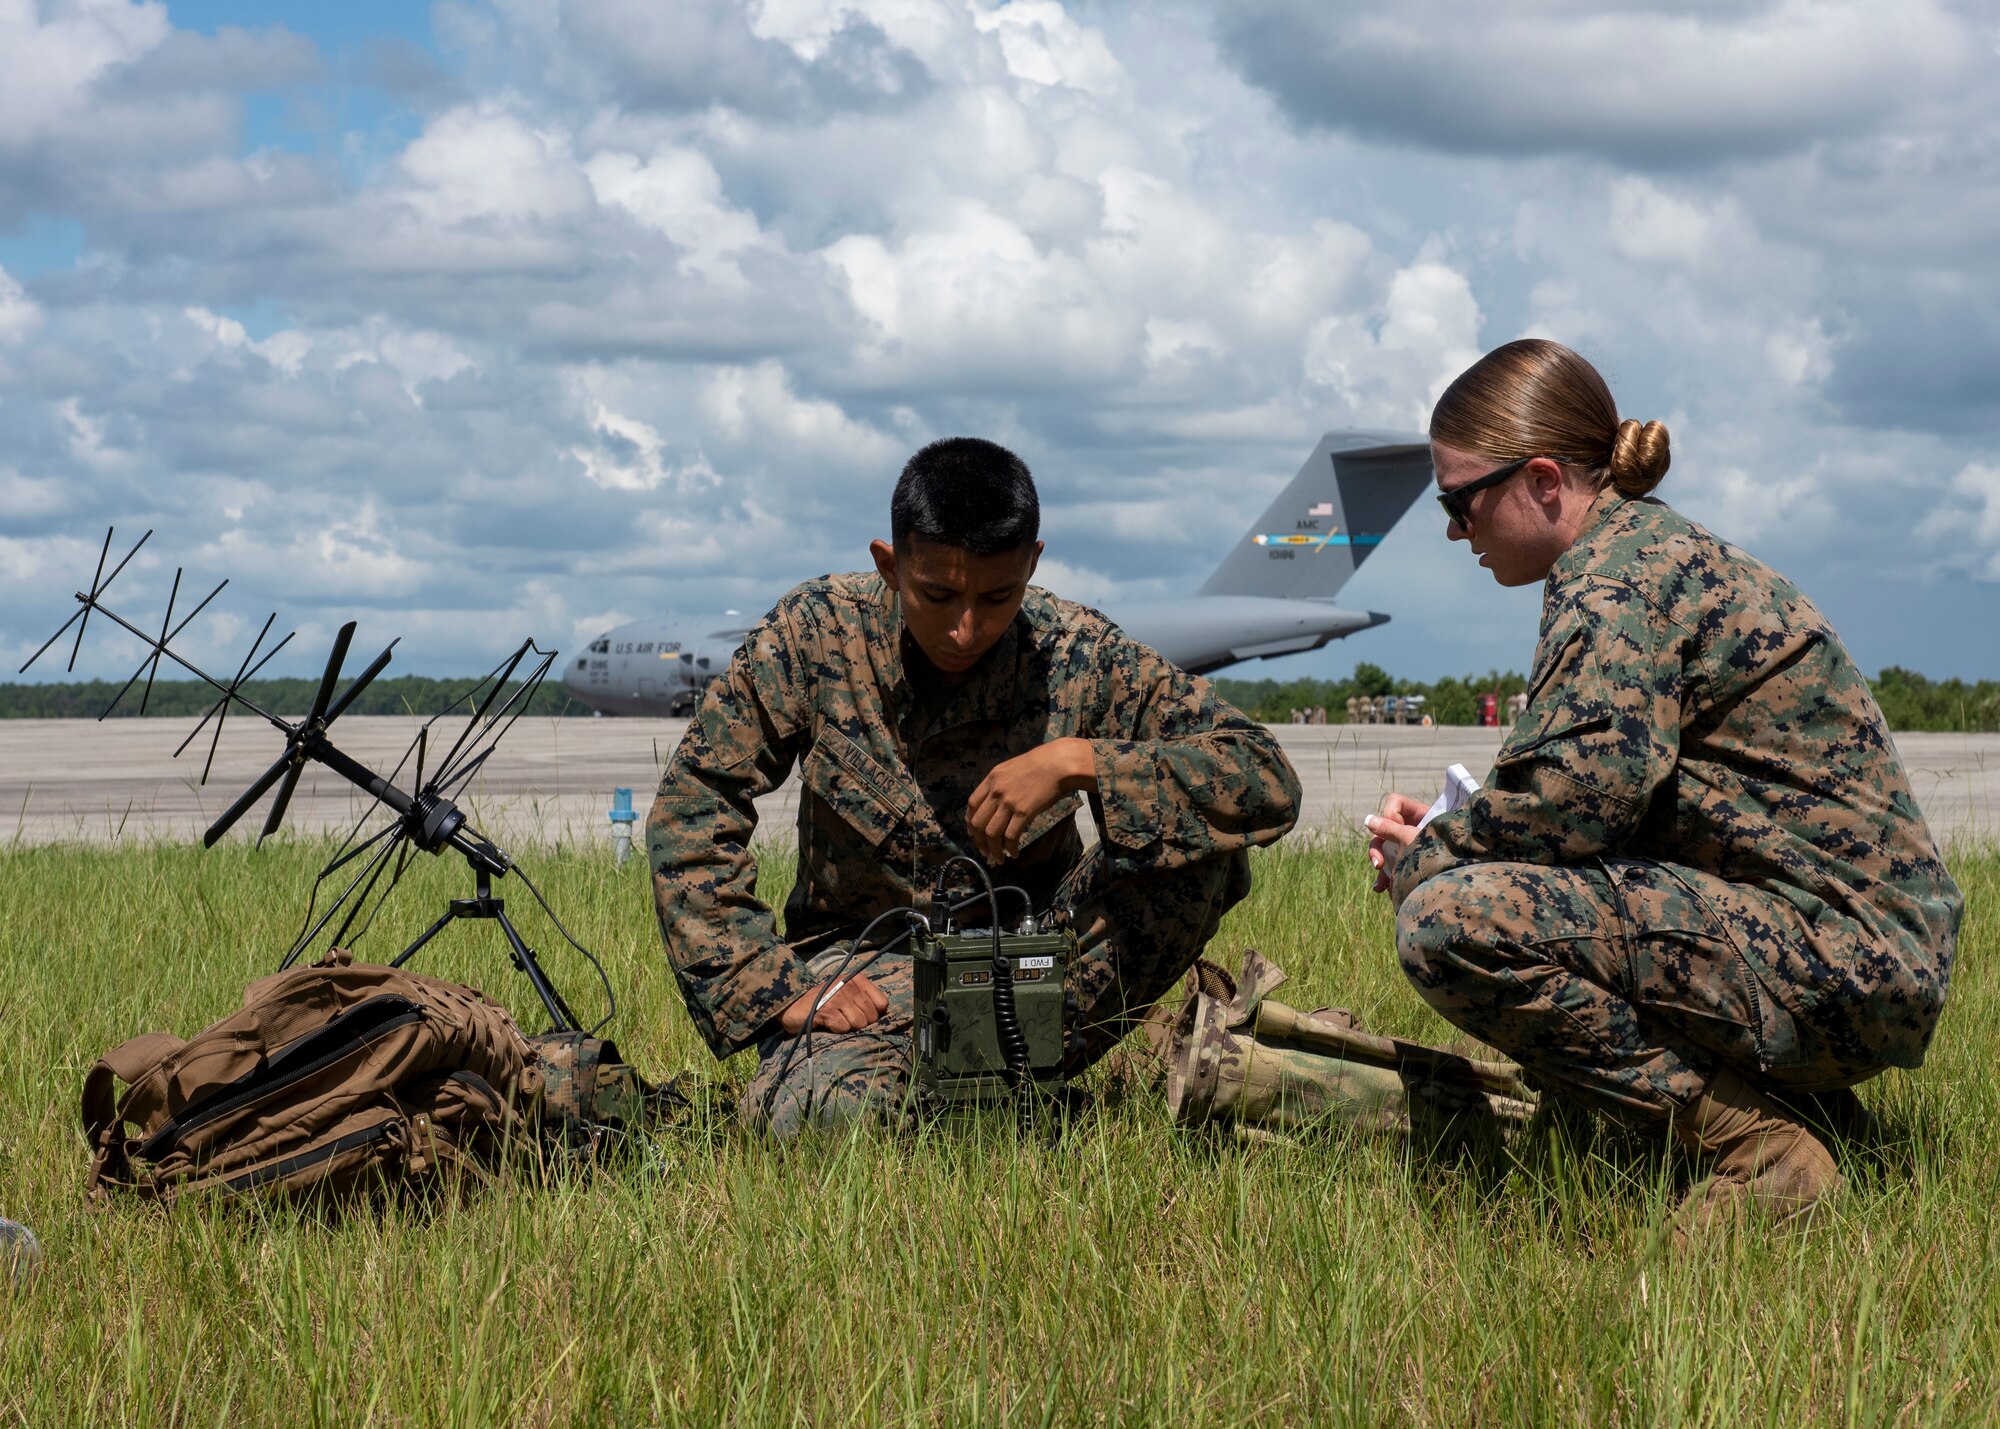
{"left": 495, "top": 907, "right": 580, "bottom": 1032}
{"left": 390, "top": 908, "right": 459, "bottom": 969}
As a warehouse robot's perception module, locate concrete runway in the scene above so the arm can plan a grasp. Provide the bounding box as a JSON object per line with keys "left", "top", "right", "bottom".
{"left": 3, "top": 716, "right": 1995, "bottom": 850}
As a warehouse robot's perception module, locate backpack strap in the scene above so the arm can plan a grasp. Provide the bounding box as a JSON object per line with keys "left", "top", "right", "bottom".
{"left": 82, "top": 1033, "right": 185, "bottom": 1196}
{"left": 81, "top": 1033, "right": 185, "bottom": 1141}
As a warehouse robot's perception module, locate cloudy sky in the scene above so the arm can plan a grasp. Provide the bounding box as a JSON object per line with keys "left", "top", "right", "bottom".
{"left": 3, "top": 0, "right": 1997, "bottom": 692}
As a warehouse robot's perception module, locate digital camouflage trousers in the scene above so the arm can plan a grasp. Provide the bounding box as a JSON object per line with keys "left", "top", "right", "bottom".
{"left": 1397, "top": 858, "right": 1887, "bottom": 1125}
{"left": 741, "top": 846, "right": 1250, "bottom": 1138}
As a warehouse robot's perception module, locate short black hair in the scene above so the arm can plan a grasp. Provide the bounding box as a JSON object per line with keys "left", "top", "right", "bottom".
{"left": 891, "top": 438, "right": 1040, "bottom": 555}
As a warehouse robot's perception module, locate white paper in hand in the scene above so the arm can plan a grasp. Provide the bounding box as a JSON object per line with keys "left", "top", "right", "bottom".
{"left": 1415, "top": 763, "right": 1482, "bottom": 834}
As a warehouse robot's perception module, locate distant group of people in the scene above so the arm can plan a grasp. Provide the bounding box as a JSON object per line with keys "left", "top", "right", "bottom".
{"left": 1314, "top": 691, "right": 1533, "bottom": 727}
{"left": 1344, "top": 695, "right": 1429, "bottom": 725}
{"left": 646, "top": 337, "right": 1960, "bottom": 1244}
{"left": 1286, "top": 695, "right": 1507, "bottom": 726}
{"left": 1285, "top": 694, "right": 1538, "bottom": 726}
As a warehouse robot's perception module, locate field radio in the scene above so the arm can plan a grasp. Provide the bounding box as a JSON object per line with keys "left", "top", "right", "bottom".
{"left": 912, "top": 918, "right": 1074, "bottom": 1108}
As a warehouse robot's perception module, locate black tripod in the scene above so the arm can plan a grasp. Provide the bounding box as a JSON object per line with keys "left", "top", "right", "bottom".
{"left": 390, "top": 855, "right": 579, "bottom": 1031}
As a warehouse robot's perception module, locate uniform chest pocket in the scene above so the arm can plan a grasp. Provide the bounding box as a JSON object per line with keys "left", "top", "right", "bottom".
{"left": 802, "top": 727, "right": 920, "bottom": 848}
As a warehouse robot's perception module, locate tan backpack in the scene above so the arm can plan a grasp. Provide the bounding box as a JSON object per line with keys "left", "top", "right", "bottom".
{"left": 83, "top": 950, "right": 538, "bottom": 1205}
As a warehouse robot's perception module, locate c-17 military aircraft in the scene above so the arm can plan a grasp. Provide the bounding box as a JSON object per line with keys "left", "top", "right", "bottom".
{"left": 562, "top": 430, "right": 1432, "bottom": 715}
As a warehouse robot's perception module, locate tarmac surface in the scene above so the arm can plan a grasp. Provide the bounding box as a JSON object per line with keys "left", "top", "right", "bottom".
{"left": 3, "top": 716, "right": 1996, "bottom": 851}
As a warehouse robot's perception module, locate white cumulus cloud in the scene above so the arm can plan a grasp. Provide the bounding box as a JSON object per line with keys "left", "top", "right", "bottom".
{"left": 1305, "top": 258, "right": 1484, "bottom": 429}
{"left": 1917, "top": 463, "right": 2000, "bottom": 581}
{"left": 398, "top": 106, "right": 593, "bottom": 226}
{"left": 0, "top": 0, "right": 1995, "bottom": 682}
{"left": 0, "top": 264, "right": 42, "bottom": 344}
{"left": 701, "top": 360, "right": 903, "bottom": 466}
{"left": 572, "top": 400, "right": 719, "bottom": 494}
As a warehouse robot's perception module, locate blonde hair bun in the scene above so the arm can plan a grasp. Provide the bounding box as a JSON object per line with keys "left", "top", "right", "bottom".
{"left": 1609, "top": 418, "right": 1670, "bottom": 496}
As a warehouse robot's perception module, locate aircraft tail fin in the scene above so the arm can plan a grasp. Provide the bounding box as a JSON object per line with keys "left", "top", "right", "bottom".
{"left": 1196, "top": 430, "right": 1432, "bottom": 601}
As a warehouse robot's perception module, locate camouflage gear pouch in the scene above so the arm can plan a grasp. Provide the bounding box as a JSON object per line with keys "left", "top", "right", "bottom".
{"left": 1099, "top": 955, "right": 1239, "bottom": 1094}
{"left": 523, "top": 1032, "right": 689, "bottom": 1163}
{"left": 1166, "top": 949, "right": 1536, "bottom": 1142}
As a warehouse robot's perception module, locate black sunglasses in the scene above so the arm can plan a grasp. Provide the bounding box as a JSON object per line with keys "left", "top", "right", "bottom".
{"left": 1435, "top": 454, "right": 1541, "bottom": 530}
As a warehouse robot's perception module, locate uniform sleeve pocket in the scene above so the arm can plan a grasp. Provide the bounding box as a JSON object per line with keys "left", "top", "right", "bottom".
{"left": 802, "top": 727, "right": 919, "bottom": 848}
{"left": 1522, "top": 626, "right": 1587, "bottom": 706}
{"left": 1017, "top": 792, "right": 1083, "bottom": 851}
{"left": 1494, "top": 712, "right": 1614, "bottom": 766}
{"left": 1494, "top": 625, "right": 1616, "bottom": 770}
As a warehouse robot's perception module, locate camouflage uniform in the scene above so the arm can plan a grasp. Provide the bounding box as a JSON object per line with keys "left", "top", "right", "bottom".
{"left": 648, "top": 573, "right": 1302, "bottom": 1136}
{"left": 1393, "top": 494, "right": 1961, "bottom": 1123}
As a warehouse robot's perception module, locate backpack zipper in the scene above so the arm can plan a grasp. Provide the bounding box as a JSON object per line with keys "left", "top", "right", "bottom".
{"left": 445, "top": 1068, "right": 502, "bottom": 1110}
{"left": 215, "top": 1117, "right": 401, "bottom": 1194}
{"left": 139, "top": 996, "right": 423, "bottom": 1160}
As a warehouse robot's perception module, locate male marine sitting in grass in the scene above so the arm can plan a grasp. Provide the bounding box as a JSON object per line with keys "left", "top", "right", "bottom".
{"left": 647, "top": 437, "right": 1301, "bottom": 1136}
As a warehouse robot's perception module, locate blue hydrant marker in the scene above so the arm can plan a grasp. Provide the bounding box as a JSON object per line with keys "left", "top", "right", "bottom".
{"left": 609, "top": 786, "right": 636, "bottom": 866}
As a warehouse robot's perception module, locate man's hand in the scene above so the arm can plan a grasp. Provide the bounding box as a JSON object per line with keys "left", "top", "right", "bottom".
{"left": 779, "top": 972, "right": 888, "bottom": 1035}
{"left": 1364, "top": 792, "right": 1429, "bottom": 894}
{"left": 967, "top": 737, "right": 1098, "bottom": 864}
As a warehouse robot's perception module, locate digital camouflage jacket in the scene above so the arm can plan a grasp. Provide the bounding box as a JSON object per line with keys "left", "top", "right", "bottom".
{"left": 649, "top": 574, "right": 1302, "bottom": 1058}
{"left": 1393, "top": 493, "right": 1961, "bottom": 1068}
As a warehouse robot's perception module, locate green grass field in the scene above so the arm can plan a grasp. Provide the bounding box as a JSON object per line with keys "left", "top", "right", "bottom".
{"left": 1, "top": 834, "right": 1993, "bottom": 1426}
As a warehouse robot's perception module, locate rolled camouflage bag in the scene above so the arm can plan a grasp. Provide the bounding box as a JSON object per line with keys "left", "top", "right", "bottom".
{"left": 1166, "top": 949, "right": 1537, "bottom": 1141}
{"left": 522, "top": 1032, "right": 689, "bottom": 1163}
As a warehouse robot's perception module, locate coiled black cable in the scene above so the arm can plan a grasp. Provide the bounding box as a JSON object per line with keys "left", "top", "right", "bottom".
{"left": 513, "top": 865, "right": 618, "bottom": 1036}
{"left": 942, "top": 856, "right": 1031, "bottom": 1134}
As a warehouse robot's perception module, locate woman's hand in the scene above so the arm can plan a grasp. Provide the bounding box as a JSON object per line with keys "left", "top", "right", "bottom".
{"left": 1364, "top": 792, "right": 1429, "bottom": 894}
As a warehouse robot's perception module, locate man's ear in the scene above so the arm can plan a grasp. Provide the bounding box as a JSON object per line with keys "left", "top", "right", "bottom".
{"left": 1027, "top": 540, "right": 1043, "bottom": 583}
{"left": 869, "top": 538, "right": 900, "bottom": 591}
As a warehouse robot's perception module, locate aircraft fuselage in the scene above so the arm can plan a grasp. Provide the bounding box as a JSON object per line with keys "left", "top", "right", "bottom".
{"left": 562, "top": 618, "right": 750, "bottom": 717}
{"left": 562, "top": 595, "right": 1388, "bottom": 714}
{"left": 561, "top": 429, "right": 1428, "bottom": 716}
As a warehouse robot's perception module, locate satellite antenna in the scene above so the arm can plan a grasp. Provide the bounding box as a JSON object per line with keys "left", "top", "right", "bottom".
{"left": 20, "top": 529, "right": 610, "bottom": 1033}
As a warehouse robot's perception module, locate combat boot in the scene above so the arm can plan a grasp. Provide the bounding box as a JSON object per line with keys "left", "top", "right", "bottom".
{"left": 1670, "top": 1067, "right": 1841, "bottom": 1243}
